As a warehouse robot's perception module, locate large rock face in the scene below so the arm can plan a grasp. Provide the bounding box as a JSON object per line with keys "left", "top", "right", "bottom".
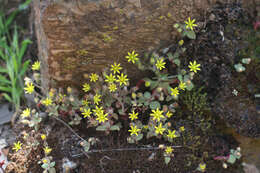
{"left": 33, "top": 0, "right": 259, "bottom": 90}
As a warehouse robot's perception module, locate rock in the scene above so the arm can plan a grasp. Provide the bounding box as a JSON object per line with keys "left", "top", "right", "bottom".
{"left": 33, "top": 0, "right": 256, "bottom": 90}
{"left": 0, "top": 104, "right": 13, "bottom": 125}
{"left": 243, "top": 163, "right": 260, "bottom": 173}
{"left": 0, "top": 139, "right": 9, "bottom": 172}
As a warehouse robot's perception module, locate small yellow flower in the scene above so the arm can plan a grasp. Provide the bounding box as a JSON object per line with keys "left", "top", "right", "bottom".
{"left": 188, "top": 61, "right": 201, "bottom": 73}
{"left": 108, "top": 83, "right": 117, "bottom": 92}
{"left": 178, "top": 40, "right": 184, "bottom": 46}
{"left": 170, "top": 87, "right": 179, "bottom": 97}
{"left": 42, "top": 159, "right": 48, "bottom": 164}
{"left": 166, "top": 111, "right": 173, "bottom": 118}
{"left": 93, "top": 106, "right": 104, "bottom": 116}
{"left": 12, "top": 141, "right": 22, "bottom": 152}
{"left": 41, "top": 134, "right": 46, "bottom": 140}
{"left": 129, "top": 110, "right": 138, "bottom": 121}
{"left": 24, "top": 82, "right": 34, "bottom": 94}
{"left": 82, "top": 83, "right": 91, "bottom": 92}
{"left": 44, "top": 146, "right": 52, "bottom": 155}
{"left": 167, "top": 130, "right": 177, "bottom": 139}
{"left": 96, "top": 112, "right": 108, "bottom": 123}
{"left": 21, "top": 108, "right": 30, "bottom": 118}
{"left": 110, "top": 62, "right": 122, "bottom": 74}
{"left": 179, "top": 126, "right": 185, "bottom": 132}
{"left": 155, "top": 58, "right": 166, "bottom": 70}
{"left": 93, "top": 93, "right": 101, "bottom": 105}
{"left": 117, "top": 73, "right": 129, "bottom": 86}
{"left": 185, "top": 17, "right": 198, "bottom": 30}
{"left": 150, "top": 108, "right": 164, "bottom": 122}
{"left": 42, "top": 98, "right": 52, "bottom": 106}
{"left": 155, "top": 123, "right": 165, "bottom": 135}
{"left": 82, "top": 108, "right": 92, "bottom": 118}
{"left": 32, "top": 61, "right": 41, "bottom": 71}
{"left": 165, "top": 146, "right": 173, "bottom": 154}
{"left": 90, "top": 73, "right": 99, "bottom": 82}
{"left": 128, "top": 125, "right": 141, "bottom": 136}
{"left": 178, "top": 81, "right": 186, "bottom": 90}
{"left": 82, "top": 99, "right": 89, "bottom": 106}
{"left": 126, "top": 51, "right": 139, "bottom": 64}
{"left": 105, "top": 73, "right": 116, "bottom": 83}
{"left": 199, "top": 163, "right": 206, "bottom": 171}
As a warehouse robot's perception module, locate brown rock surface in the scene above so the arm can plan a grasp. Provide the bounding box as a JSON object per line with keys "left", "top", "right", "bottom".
{"left": 33, "top": 0, "right": 259, "bottom": 90}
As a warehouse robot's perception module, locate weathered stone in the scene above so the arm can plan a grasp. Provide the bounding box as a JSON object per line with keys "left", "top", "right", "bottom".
{"left": 33, "top": 0, "right": 259, "bottom": 90}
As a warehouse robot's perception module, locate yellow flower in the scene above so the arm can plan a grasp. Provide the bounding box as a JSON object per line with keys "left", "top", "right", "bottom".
{"left": 93, "top": 94, "right": 101, "bottom": 105}
{"left": 110, "top": 62, "right": 122, "bottom": 74}
{"left": 179, "top": 126, "right": 185, "bottom": 132}
{"left": 82, "top": 99, "right": 89, "bottom": 106}
{"left": 199, "top": 163, "right": 206, "bottom": 171}
{"left": 170, "top": 87, "right": 179, "bottom": 97}
{"left": 82, "top": 83, "right": 91, "bottom": 92}
{"left": 185, "top": 17, "right": 198, "bottom": 30}
{"left": 12, "top": 141, "right": 22, "bottom": 152}
{"left": 42, "top": 159, "right": 48, "bottom": 164}
{"left": 128, "top": 125, "right": 141, "bottom": 136}
{"left": 24, "top": 82, "right": 34, "bottom": 94}
{"left": 96, "top": 112, "right": 108, "bottom": 123}
{"left": 82, "top": 108, "right": 92, "bottom": 118}
{"left": 129, "top": 110, "right": 138, "bottom": 121}
{"left": 178, "top": 81, "right": 186, "bottom": 90}
{"left": 155, "top": 123, "right": 165, "bottom": 135}
{"left": 126, "top": 51, "right": 139, "bottom": 64}
{"left": 32, "top": 61, "right": 41, "bottom": 71}
{"left": 188, "top": 61, "right": 201, "bottom": 73}
{"left": 165, "top": 146, "right": 173, "bottom": 154}
{"left": 178, "top": 40, "right": 184, "bottom": 46}
{"left": 44, "top": 146, "right": 52, "bottom": 155}
{"left": 108, "top": 83, "right": 117, "bottom": 92}
{"left": 150, "top": 108, "right": 164, "bottom": 122}
{"left": 166, "top": 111, "right": 173, "bottom": 118}
{"left": 42, "top": 98, "right": 52, "bottom": 106}
{"left": 105, "top": 73, "right": 116, "bottom": 83}
{"left": 167, "top": 130, "right": 177, "bottom": 139}
{"left": 21, "top": 108, "right": 30, "bottom": 118}
{"left": 93, "top": 106, "right": 104, "bottom": 116}
{"left": 90, "top": 73, "right": 99, "bottom": 82}
{"left": 155, "top": 58, "right": 166, "bottom": 70}
{"left": 117, "top": 73, "right": 129, "bottom": 86}
{"left": 41, "top": 134, "right": 46, "bottom": 140}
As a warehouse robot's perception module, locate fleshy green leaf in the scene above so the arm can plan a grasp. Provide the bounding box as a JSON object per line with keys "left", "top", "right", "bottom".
{"left": 164, "top": 156, "right": 171, "bottom": 164}
{"left": 149, "top": 101, "right": 161, "bottom": 110}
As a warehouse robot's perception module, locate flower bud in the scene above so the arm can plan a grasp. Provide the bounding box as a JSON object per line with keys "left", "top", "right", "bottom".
{"left": 178, "top": 40, "right": 184, "bottom": 46}
{"left": 67, "top": 87, "right": 72, "bottom": 94}
{"left": 145, "top": 81, "right": 151, "bottom": 87}
{"left": 156, "top": 87, "right": 163, "bottom": 92}
{"left": 223, "top": 163, "right": 228, "bottom": 169}
{"left": 132, "top": 92, "right": 137, "bottom": 99}
{"left": 150, "top": 57, "right": 155, "bottom": 64}
{"left": 173, "top": 23, "right": 179, "bottom": 28}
